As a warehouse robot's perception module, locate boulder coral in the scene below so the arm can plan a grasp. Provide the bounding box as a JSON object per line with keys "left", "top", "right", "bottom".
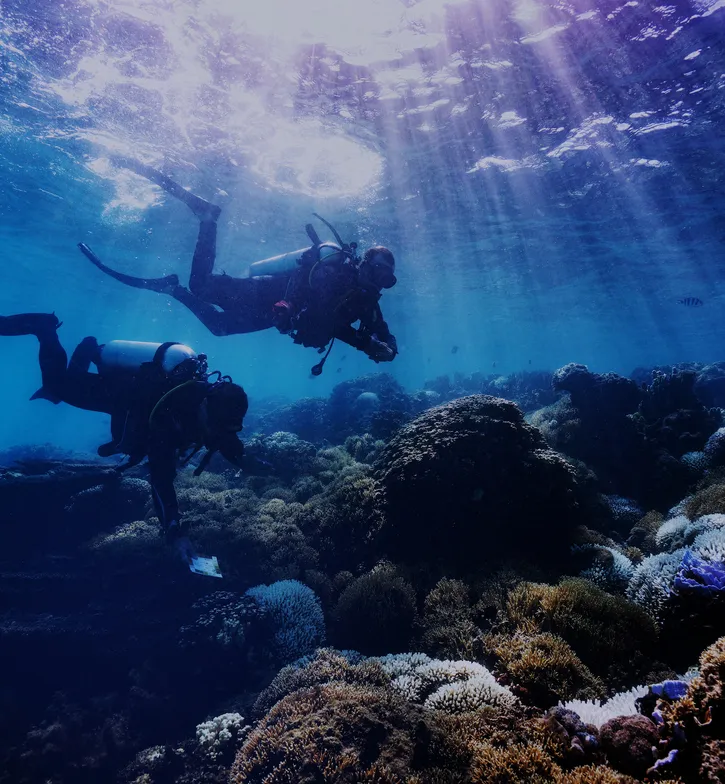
{"left": 373, "top": 395, "right": 585, "bottom": 572}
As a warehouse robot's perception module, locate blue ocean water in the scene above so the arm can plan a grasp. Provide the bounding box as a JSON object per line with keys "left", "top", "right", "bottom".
{"left": 1, "top": 0, "right": 724, "bottom": 454}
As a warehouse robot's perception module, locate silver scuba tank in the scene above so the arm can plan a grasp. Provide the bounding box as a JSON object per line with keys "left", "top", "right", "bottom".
{"left": 247, "top": 241, "right": 344, "bottom": 278}
{"left": 98, "top": 341, "right": 198, "bottom": 375}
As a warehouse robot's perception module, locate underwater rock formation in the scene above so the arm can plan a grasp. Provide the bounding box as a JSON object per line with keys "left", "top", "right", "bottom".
{"left": 373, "top": 394, "right": 586, "bottom": 573}
{"left": 544, "top": 363, "right": 699, "bottom": 509}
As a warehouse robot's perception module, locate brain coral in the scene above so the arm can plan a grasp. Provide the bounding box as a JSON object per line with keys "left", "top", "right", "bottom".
{"left": 373, "top": 395, "right": 585, "bottom": 570}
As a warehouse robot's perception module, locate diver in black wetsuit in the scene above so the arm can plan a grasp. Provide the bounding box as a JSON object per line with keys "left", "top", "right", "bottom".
{"left": 79, "top": 157, "right": 398, "bottom": 373}
{"left": 0, "top": 313, "right": 250, "bottom": 546}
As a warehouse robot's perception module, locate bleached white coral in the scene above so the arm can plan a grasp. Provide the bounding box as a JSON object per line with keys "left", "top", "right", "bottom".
{"left": 376, "top": 654, "right": 518, "bottom": 713}
{"left": 376, "top": 652, "right": 432, "bottom": 679}
{"left": 655, "top": 515, "right": 690, "bottom": 551}
{"left": 691, "top": 527, "right": 725, "bottom": 563}
{"left": 560, "top": 684, "right": 649, "bottom": 729}
{"left": 424, "top": 674, "right": 518, "bottom": 712}
{"left": 196, "top": 713, "right": 249, "bottom": 761}
{"left": 626, "top": 549, "right": 686, "bottom": 616}
{"left": 575, "top": 544, "right": 634, "bottom": 592}
{"left": 686, "top": 515, "right": 725, "bottom": 547}
{"left": 655, "top": 514, "right": 725, "bottom": 554}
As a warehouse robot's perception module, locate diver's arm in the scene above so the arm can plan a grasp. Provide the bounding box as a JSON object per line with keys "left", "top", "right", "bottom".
{"left": 334, "top": 322, "right": 397, "bottom": 362}
{"left": 353, "top": 303, "right": 398, "bottom": 362}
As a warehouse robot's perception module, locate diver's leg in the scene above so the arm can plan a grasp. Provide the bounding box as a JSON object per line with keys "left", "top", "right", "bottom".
{"left": 109, "top": 156, "right": 221, "bottom": 222}
{"left": 78, "top": 243, "right": 179, "bottom": 294}
{"left": 166, "top": 285, "right": 238, "bottom": 336}
{"left": 189, "top": 219, "right": 218, "bottom": 295}
{"left": 0, "top": 314, "right": 66, "bottom": 403}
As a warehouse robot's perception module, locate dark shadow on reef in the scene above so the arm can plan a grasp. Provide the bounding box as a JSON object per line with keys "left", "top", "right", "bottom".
{"left": 1, "top": 361, "right": 725, "bottom": 782}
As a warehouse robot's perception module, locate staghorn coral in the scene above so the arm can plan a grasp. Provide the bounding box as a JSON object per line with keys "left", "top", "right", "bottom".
{"left": 332, "top": 563, "right": 417, "bottom": 655}
{"left": 554, "top": 765, "right": 641, "bottom": 783}
{"left": 504, "top": 579, "right": 657, "bottom": 683}
{"left": 420, "top": 578, "right": 480, "bottom": 660}
{"left": 561, "top": 684, "right": 649, "bottom": 730}
{"left": 376, "top": 653, "right": 519, "bottom": 712}
{"left": 291, "top": 463, "right": 384, "bottom": 573}
{"left": 469, "top": 742, "right": 562, "bottom": 784}
{"left": 179, "top": 592, "right": 260, "bottom": 651}
{"left": 483, "top": 632, "right": 606, "bottom": 707}
{"left": 573, "top": 544, "right": 634, "bottom": 593}
{"left": 373, "top": 395, "right": 585, "bottom": 573}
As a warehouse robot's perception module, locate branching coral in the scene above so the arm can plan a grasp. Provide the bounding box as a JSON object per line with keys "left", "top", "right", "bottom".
{"left": 332, "top": 564, "right": 417, "bottom": 655}
{"left": 483, "top": 632, "right": 606, "bottom": 707}
{"left": 504, "top": 579, "right": 657, "bottom": 683}
{"left": 253, "top": 648, "right": 389, "bottom": 717}
{"left": 245, "top": 579, "right": 325, "bottom": 664}
{"left": 420, "top": 578, "right": 480, "bottom": 660}
{"left": 375, "top": 653, "right": 519, "bottom": 713}
{"left": 560, "top": 684, "right": 649, "bottom": 730}
{"left": 195, "top": 713, "right": 249, "bottom": 762}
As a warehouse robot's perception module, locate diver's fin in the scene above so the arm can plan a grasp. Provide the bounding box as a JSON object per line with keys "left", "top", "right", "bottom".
{"left": 108, "top": 156, "right": 221, "bottom": 222}
{"left": 30, "top": 386, "right": 62, "bottom": 404}
{"left": 78, "top": 243, "right": 180, "bottom": 294}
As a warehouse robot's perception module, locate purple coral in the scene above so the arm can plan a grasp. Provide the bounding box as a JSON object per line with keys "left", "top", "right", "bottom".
{"left": 673, "top": 550, "right": 725, "bottom": 596}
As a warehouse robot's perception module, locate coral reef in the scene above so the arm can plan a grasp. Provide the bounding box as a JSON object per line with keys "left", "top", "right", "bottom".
{"left": 5, "top": 362, "right": 725, "bottom": 784}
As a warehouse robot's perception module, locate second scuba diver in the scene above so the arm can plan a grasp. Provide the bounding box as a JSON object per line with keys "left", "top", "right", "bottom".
{"left": 0, "top": 312, "right": 256, "bottom": 575}
{"left": 78, "top": 157, "right": 398, "bottom": 376}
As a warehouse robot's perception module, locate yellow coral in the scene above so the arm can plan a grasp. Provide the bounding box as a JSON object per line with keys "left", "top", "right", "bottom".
{"left": 483, "top": 632, "right": 606, "bottom": 705}
{"left": 469, "top": 742, "right": 562, "bottom": 784}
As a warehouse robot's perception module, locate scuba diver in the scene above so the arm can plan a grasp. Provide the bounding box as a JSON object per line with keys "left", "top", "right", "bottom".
{"left": 78, "top": 156, "right": 398, "bottom": 376}
{"left": 0, "top": 312, "right": 254, "bottom": 577}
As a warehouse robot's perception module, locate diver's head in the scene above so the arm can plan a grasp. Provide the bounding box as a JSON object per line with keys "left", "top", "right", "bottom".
{"left": 201, "top": 381, "right": 249, "bottom": 465}
{"left": 360, "top": 246, "right": 397, "bottom": 290}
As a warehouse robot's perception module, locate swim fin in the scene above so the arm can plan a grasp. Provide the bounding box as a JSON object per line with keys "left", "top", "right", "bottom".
{"left": 30, "top": 386, "right": 62, "bottom": 404}
{"left": 78, "top": 243, "right": 180, "bottom": 294}
{"left": 108, "top": 156, "right": 221, "bottom": 222}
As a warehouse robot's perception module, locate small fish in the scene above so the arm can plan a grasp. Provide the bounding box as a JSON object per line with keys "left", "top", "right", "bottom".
{"left": 451, "top": 345, "right": 459, "bottom": 354}
{"left": 492, "top": 361, "right": 496, "bottom": 368}
{"left": 528, "top": 359, "right": 531, "bottom": 365}
{"left": 336, "top": 367, "right": 342, "bottom": 373}
{"left": 677, "top": 297, "right": 704, "bottom": 307}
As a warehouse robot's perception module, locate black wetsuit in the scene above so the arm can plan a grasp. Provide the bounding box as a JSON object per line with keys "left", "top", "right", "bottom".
{"left": 23, "top": 323, "right": 216, "bottom": 532}
{"left": 180, "top": 221, "right": 397, "bottom": 356}
{"left": 83, "top": 218, "right": 397, "bottom": 359}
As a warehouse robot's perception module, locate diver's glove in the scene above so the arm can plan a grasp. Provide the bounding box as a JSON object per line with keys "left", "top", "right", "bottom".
{"left": 366, "top": 335, "right": 396, "bottom": 363}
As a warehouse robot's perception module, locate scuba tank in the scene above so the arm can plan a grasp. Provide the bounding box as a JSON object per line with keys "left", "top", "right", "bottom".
{"left": 248, "top": 242, "right": 344, "bottom": 278}
{"left": 246, "top": 213, "right": 359, "bottom": 280}
{"left": 98, "top": 341, "right": 207, "bottom": 379}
